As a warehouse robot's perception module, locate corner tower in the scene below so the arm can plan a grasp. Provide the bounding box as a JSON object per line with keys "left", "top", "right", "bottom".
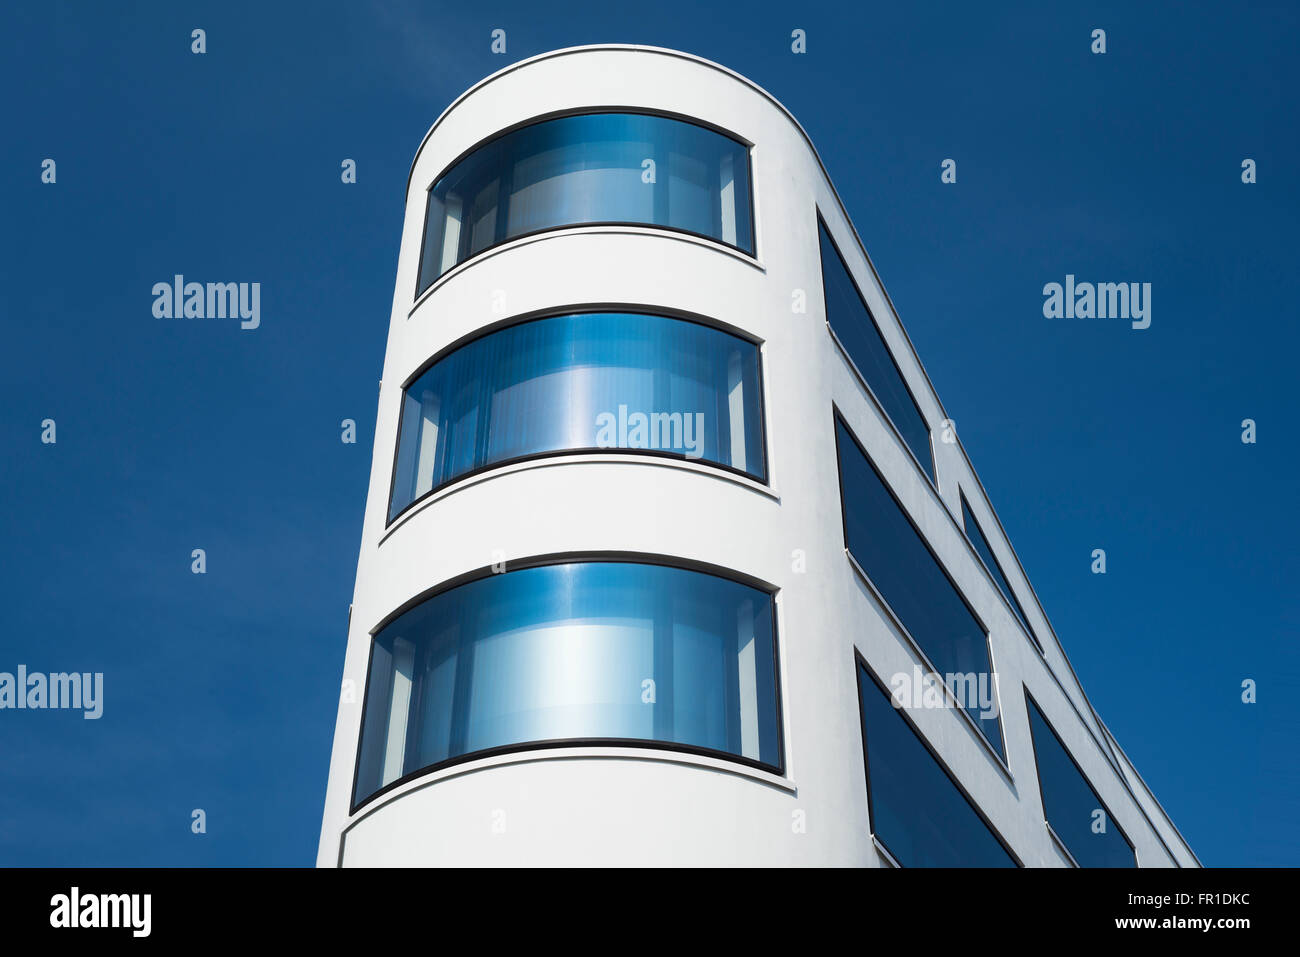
{"left": 317, "top": 45, "right": 1197, "bottom": 868}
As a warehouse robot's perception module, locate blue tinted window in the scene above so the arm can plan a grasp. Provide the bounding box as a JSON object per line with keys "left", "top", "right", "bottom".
{"left": 858, "top": 664, "right": 1016, "bottom": 867}
{"left": 353, "top": 561, "right": 781, "bottom": 808}
{"left": 418, "top": 113, "right": 753, "bottom": 292}
{"left": 819, "top": 220, "right": 933, "bottom": 481}
{"left": 388, "top": 312, "right": 766, "bottom": 522}
{"left": 836, "top": 417, "right": 1003, "bottom": 759}
{"left": 1026, "top": 696, "right": 1136, "bottom": 867}
{"left": 960, "top": 492, "right": 1040, "bottom": 651}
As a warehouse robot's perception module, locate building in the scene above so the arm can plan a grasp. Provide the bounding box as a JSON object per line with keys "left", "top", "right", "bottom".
{"left": 316, "top": 45, "right": 1199, "bottom": 867}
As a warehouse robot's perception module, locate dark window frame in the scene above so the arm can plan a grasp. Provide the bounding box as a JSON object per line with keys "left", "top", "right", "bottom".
{"left": 833, "top": 410, "right": 1008, "bottom": 765}
{"left": 817, "top": 210, "right": 935, "bottom": 485}
{"left": 1023, "top": 688, "right": 1137, "bottom": 867}
{"left": 382, "top": 306, "right": 771, "bottom": 528}
{"left": 814, "top": 210, "right": 1140, "bottom": 802}
{"left": 959, "top": 488, "right": 1043, "bottom": 653}
{"left": 349, "top": 553, "right": 786, "bottom": 815}
{"left": 413, "top": 108, "right": 758, "bottom": 300}
{"left": 855, "top": 654, "right": 1022, "bottom": 867}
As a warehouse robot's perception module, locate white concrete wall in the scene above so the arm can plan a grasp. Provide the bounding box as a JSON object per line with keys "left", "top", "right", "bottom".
{"left": 316, "top": 45, "right": 1198, "bottom": 868}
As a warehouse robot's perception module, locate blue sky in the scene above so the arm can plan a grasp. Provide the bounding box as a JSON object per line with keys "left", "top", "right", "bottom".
{"left": 1, "top": 0, "right": 1295, "bottom": 866}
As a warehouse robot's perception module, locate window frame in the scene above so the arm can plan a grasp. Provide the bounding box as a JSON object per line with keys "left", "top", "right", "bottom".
{"left": 383, "top": 306, "right": 772, "bottom": 528}
{"left": 855, "top": 654, "right": 1022, "bottom": 867}
{"left": 959, "top": 488, "right": 1043, "bottom": 653}
{"left": 349, "top": 553, "right": 786, "bottom": 814}
{"left": 834, "top": 411, "right": 1009, "bottom": 767}
{"left": 1023, "top": 689, "right": 1137, "bottom": 867}
{"left": 817, "top": 210, "right": 936, "bottom": 486}
{"left": 413, "top": 107, "right": 758, "bottom": 300}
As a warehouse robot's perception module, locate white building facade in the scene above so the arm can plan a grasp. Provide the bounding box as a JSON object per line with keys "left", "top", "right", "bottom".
{"left": 317, "top": 45, "right": 1198, "bottom": 868}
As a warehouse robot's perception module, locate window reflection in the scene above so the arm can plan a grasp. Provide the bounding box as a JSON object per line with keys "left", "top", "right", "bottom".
{"left": 960, "top": 492, "right": 1040, "bottom": 651}
{"left": 819, "top": 219, "right": 933, "bottom": 481}
{"left": 353, "top": 561, "right": 782, "bottom": 808}
{"left": 858, "top": 663, "right": 1016, "bottom": 867}
{"left": 418, "top": 113, "right": 753, "bottom": 293}
{"left": 836, "top": 416, "right": 1004, "bottom": 759}
{"left": 1026, "top": 696, "right": 1136, "bottom": 867}
{"left": 388, "top": 312, "right": 766, "bottom": 523}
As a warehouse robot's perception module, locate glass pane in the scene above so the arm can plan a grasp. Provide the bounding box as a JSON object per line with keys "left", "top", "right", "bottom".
{"left": 819, "top": 221, "right": 933, "bottom": 481}
{"left": 353, "top": 562, "right": 781, "bottom": 807}
{"left": 417, "top": 113, "right": 754, "bottom": 293}
{"left": 836, "top": 418, "right": 1003, "bottom": 758}
{"left": 858, "top": 665, "right": 1016, "bottom": 867}
{"left": 960, "top": 493, "right": 1039, "bottom": 649}
{"left": 388, "top": 313, "right": 767, "bottom": 522}
{"left": 1027, "top": 697, "right": 1136, "bottom": 867}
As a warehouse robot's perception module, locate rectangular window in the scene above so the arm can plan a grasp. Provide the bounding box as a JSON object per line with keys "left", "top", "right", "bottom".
{"left": 819, "top": 217, "right": 933, "bottom": 482}
{"left": 857, "top": 662, "right": 1017, "bottom": 867}
{"left": 836, "top": 415, "right": 1004, "bottom": 759}
{"left": 1026, "top": 694, "right": 1136, "bottom": 867}
{"left": 960, "top": 491, "right": 1041, "bottom": 652}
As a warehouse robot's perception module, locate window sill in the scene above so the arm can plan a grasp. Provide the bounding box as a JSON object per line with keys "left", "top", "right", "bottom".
{"left": 408, "top": 224, "right": 766, "bottom": 318}
{"left": 872, "top": 834, "right": 902, "bottom": 868}
{"left": 1045, "top": 820, "right": 1081, "bottom": 868}
{"left": 845, "top": 549, "right": 1017, "bottom": 788}
{"left": 379, "top": 452, "right": 780, "bottom": 546}
{"left": 343, "top": 744, "right": 797, "bottom": 832}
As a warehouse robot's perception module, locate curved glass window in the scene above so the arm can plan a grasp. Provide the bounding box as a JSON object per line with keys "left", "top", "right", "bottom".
{"left": 352, "top": 561, "right": 782, "bottom": 808}
{"left": 417, "top": 112, "right": 754, "bottom": 293}
{"left": 388, "top": 312, "right": 766, "bottom": 522}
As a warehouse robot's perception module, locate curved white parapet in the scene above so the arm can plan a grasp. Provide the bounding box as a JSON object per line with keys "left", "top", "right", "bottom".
{"left": 316, "top": 45, "right": 1199, "bottom": 868}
